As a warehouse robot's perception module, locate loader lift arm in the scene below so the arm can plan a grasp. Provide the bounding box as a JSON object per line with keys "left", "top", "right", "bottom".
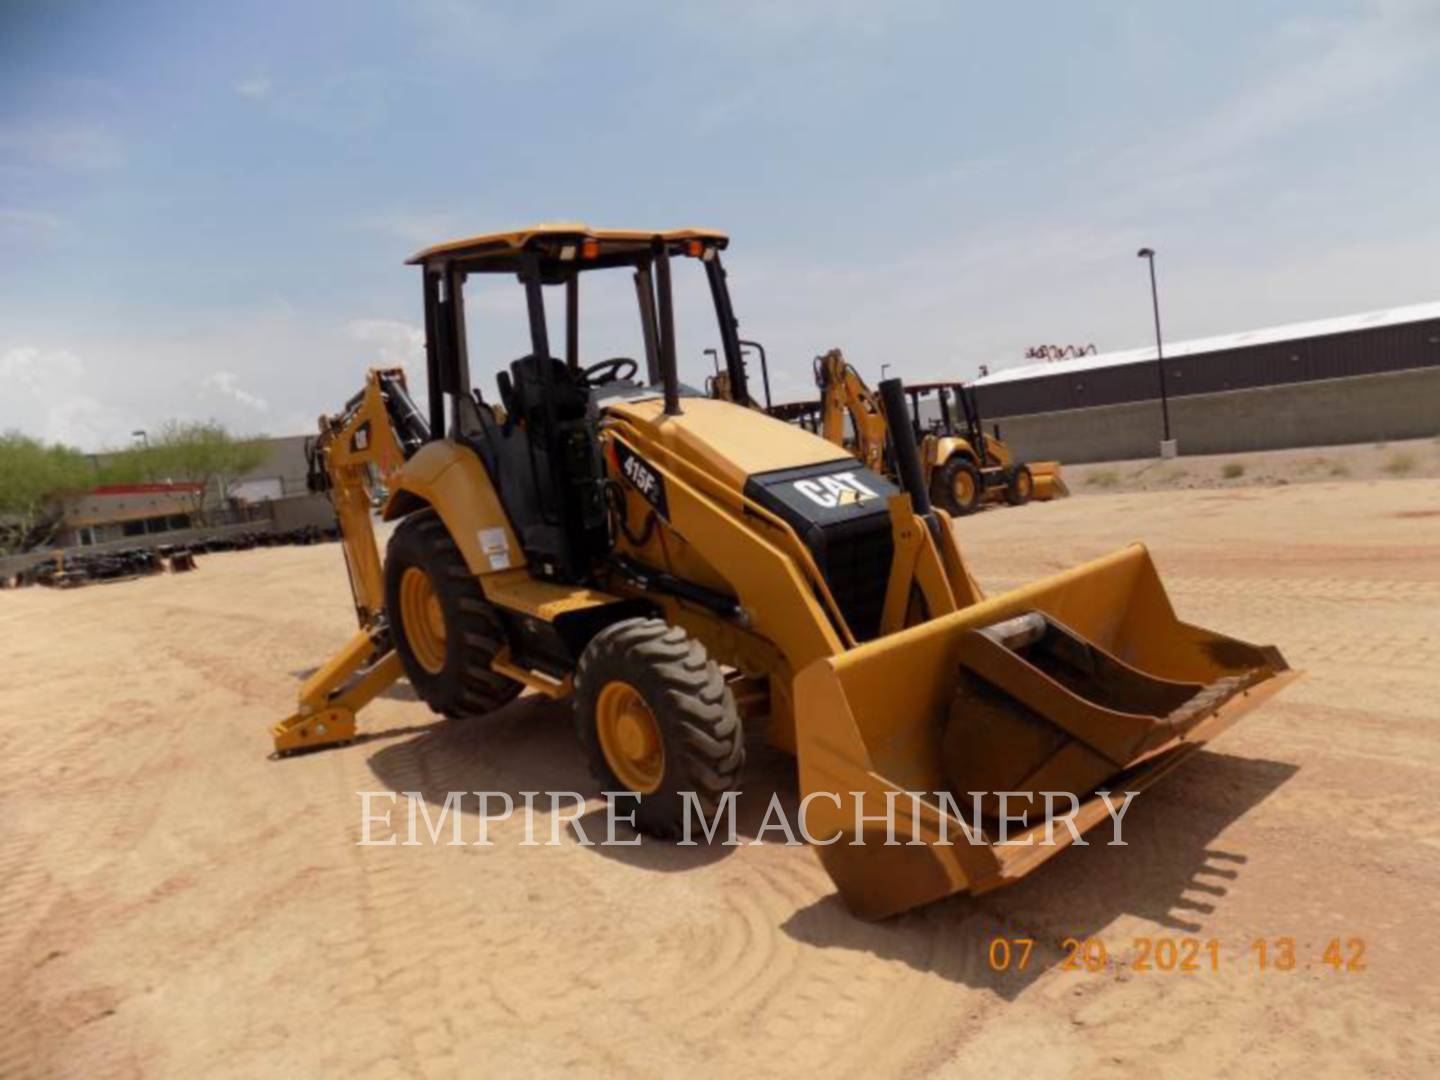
{"left": 272, "top": 367, "right": 427, "bottom": 754}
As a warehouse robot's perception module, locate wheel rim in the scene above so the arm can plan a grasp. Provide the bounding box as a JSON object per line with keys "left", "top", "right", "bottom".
{"left": 399, "top": 566, "right": 446, "bottom": 674}
{"left": 1017, "top": 471, "right": 1032, "bottom": 497}
{"left": 595, "top": 680, "right": 665, "bottom": 794}
{"left": 953, "top": 469, "right": 976, "bottom": 505}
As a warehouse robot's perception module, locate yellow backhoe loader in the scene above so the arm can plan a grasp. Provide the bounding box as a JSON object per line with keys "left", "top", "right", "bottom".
{"left": 273, "top": 224, "right": 1293, "bottom": 919}
{"left": 705, "top": 338, "right": 772, "bottom": 410}
{"left": 704, "top": 368, "right": 742, "bottom": 404}
{"left": 813, "top": 349, "right": 1068, "bottom": 515}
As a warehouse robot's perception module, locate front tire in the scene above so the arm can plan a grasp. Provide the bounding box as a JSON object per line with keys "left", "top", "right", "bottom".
{"left": 574, "top": 618, "right": 744, "bottom": 837}
{"left": 384, "top": 511, "right": 522, "bottom": 718}
{"left": 1006, "top": 464, "right": 1034, "bottom": 506}
{"left": 932, "top": 456, "right": 983, "bottom": 516}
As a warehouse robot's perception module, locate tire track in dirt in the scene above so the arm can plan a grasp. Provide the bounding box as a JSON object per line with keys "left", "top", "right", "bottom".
{"left": 6, "top": 482, "right": 1440, "bottom": 1076}
{"left": 319, "top": 711, "right": 985, "bottom": 1077}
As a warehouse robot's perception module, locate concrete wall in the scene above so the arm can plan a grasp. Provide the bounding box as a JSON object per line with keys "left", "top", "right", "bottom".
{"left": 243, "top": 434, "right": 314, "bottom": 497}
{"left": 63, "top": 488, "right": 198, "bottom": 528}
{"left": 269, "top": 492, "right": 337, "bottom": 532}
{"left": 982, "top": 366, "right": 1440, "bottom": 464}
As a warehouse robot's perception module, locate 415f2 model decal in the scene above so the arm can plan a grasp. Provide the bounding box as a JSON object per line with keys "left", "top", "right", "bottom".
{"left": 614, "top": 442, "right": 669, "bottom": 520}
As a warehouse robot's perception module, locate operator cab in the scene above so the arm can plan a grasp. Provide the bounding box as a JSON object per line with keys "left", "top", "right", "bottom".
{"left": 907, "top": 381, "right": 989, "bottom": 452}
{"left": 406, "top": 224, "right": 750, "bottom": 583}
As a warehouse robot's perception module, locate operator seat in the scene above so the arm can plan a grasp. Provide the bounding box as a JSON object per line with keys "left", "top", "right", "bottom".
{"left": 505, "top": 355, "right": 590, "bottom": 426}
{"left": 468, "top": 355, "right": 608, "bottom": 581}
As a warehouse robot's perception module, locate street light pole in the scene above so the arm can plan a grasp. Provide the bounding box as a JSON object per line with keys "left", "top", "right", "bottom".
{"left": 132, "top": 430, "right": 149, "bottom": 448}
{"left": 880, "top": 362, "right": 891, "bottom": 381}
{"left": 1136, "top": 247, "right": 1175, "bottom": 454}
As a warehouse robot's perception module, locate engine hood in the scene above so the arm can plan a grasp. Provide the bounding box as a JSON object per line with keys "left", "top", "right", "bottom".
{"left": 602, "top": 395, "right": 852, "bottom": 492}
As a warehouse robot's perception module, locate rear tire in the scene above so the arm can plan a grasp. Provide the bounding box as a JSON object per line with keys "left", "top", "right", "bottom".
{"left": 1005, "top": 464, "right": 1034, "bottom": 506}
{"left": 385, "top": 510, "right": 522, "bottom": 719}
{"left": 574, "top": 617, "right": 744, "bottom": 838}
{"left": 932, "top": 456, "right": 983, "bottom": 516}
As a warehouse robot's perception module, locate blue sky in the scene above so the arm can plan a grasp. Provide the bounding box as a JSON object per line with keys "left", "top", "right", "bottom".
{"left": 3, "top": 0, "right": 1438, "bottom": 449}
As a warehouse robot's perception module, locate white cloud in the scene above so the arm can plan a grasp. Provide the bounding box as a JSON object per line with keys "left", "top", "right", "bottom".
{"left": 1102, "top": 0, "right": 1440, "bottom": 205}
{"left": 0, "top": 345, "right": 135, "bottom": 447}
{"left": 0, "top": 345, "right": 82, "bottom": 396}
{"left": 235, "top": 73, "right": 273, "bottom": 100}
{"left": 344, "top": 318, "right": 425, "bottom": 366}
{"left": 0, "top": 304, "right": 431, "bottom": 451}
{"left": 203, "top": 371, "right": 269, "bottom": 411}
{"left": 1192, "top": 8, "right": 1432, "bottom": 158}
{"left": 45, "top": 397, "right": 134, "bottom": 450}
{"left": 341, "top": 319, "right": 431, "bottom": 417}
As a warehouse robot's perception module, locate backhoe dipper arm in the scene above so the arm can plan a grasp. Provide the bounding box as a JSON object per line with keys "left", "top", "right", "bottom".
{"left": 272, "top": 367, "right": 427, "bottom": 755}
{"left": 310, "top": 368, "right": 427, "bottom": 629}
{"left": 814, "top": 349, "right": 888, "bottom": 474}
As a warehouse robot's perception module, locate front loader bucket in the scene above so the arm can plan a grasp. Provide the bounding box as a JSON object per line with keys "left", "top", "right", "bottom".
{"left": 794, "top": 543, "right": 1294, "bottom": 919}
{"left": 1028, "top": 460, "right": 1068, "bottom": 499}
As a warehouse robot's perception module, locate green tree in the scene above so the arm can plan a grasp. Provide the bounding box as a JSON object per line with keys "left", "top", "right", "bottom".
{"left": 101, "top": 421, "right": 268, "bottom": 514}
{"left": 0, "top": 431, "right": 96, "bottom": 552}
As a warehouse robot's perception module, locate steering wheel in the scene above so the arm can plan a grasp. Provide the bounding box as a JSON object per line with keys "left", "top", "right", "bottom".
{"left": 580, "top": 357, "right": 639, "bottom": 386}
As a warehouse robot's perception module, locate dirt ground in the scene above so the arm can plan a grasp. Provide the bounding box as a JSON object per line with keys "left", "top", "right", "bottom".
{"left": 1064, "top": 434, "right": 1440, "bottom": 494}
{"left": 3, "top": 475, "right": 1439, "bottom": 1078}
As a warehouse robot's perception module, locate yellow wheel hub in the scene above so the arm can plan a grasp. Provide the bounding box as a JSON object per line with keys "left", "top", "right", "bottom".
{"left": 399, "top": 566, "right": 447, "bottom": 674}
{"left": 1017, "top": 472, "right": 1032, "bottom": 496}
{"left": 954, "top": 469, "right": 976, "bottom": 505}
{"left": 595, "top": 680, "right": 665, "bottom": 794}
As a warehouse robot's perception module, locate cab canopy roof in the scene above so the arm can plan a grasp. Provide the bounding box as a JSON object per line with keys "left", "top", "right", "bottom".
{"left": 407, "top": 223, "right": 729, "bottom": 273}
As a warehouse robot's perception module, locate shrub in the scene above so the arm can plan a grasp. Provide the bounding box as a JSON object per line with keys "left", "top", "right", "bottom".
{"left": 1221, "top": 462, "right": 1245, "bottom": 479}
{"left": 1087, "top": 468, "right": 1120, "bottom": 488}
{"left": 1328, "top": 462, "right": 1351, "bottom": 478}
{"left": 1383, "top": 452, "right": 1416, "bottom": 476}
{"left": 0, "top": 432, "right": 96, "bottom": 552}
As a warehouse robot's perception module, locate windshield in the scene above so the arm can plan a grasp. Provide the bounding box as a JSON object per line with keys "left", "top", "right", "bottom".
{"left": 461, "top": 256, "right": 726, "bottom": 399}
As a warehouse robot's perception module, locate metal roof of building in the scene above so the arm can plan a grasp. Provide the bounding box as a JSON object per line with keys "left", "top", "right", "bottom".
{"left": 973, "top": 300, "right": 1440, "bottom": 387}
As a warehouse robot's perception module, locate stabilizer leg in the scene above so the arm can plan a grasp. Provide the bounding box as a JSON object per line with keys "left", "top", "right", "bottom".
{"left": 271, "top": 630, "right": 403, "bottom": 756}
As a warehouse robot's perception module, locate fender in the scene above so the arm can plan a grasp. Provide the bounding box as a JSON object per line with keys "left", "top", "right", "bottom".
{"left": 929, "top": 435, "right": 978, "bottom": 469}
{"left": 381, "top": 441, "right": 525, "bottom": 578}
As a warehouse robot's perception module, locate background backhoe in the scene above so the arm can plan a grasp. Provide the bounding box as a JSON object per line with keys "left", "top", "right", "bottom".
{"left": 273, "top": 224, "right": 1293, "bottom": 919}
{"left": 812, "top": 349, "right": 1069, "bottom": 515}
